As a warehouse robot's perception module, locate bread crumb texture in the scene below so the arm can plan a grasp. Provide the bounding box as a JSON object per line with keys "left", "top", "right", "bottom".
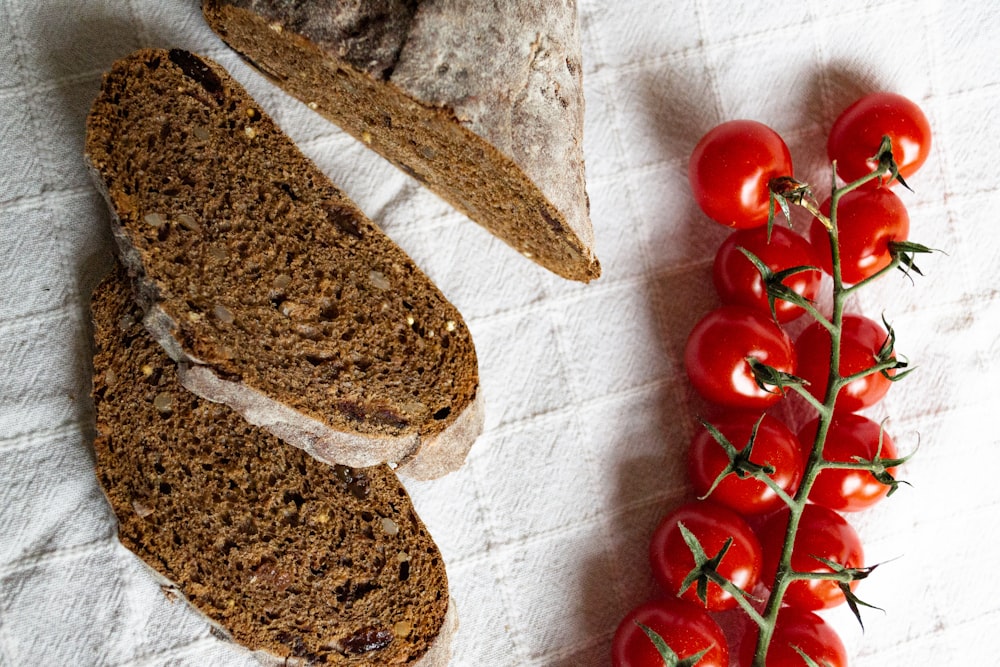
{"left": 91, "top": 267, "right": 450, "bottom": 665}
{"left": 84, "top": 49, "right": 479, "bottom": 451}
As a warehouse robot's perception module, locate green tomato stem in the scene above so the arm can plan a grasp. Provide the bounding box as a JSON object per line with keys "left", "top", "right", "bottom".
{"left": 705, "top": 569, "right": 768, "bottom": 629}
{"left": 784, "top": 569, "right": 858, "bottom": 583}
{"left": 751, "top": 161, "right": 892, "bottom": 667}
{"left": 842, "top": 254, "right": 903, "bottom": 297}
{"left": 794, "top": 299, "right": 836, "bottom": 334}
{"left": 836, "top": 358, "right": 897, "bottom": 388}
{"left": 753, "top": 468, "right": 798, "bottom": 510}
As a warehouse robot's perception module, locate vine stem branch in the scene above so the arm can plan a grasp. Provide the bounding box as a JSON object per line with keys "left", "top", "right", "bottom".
{"left": 750, "top": 160, "right": 893, "bottom": 667}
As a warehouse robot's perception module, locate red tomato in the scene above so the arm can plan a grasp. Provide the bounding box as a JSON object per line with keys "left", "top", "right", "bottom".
{"left": 649, "top": 501, "right": 762, "bottom": 611}
{"left": 713, "top": 225, "right": 823, "bottom": 322}
{"left": 685, "top": 306, "right": 797, "bottom": 409}
{"left": 827, "top": 92, "right": 932, "bottom": 187}
{"left": 738, "top": 607, "right": 848, "bottom": 667}
{"left": 794, "top": 314, "right": 894, "bottom": 412}
{"left": 799, "top": 413, "right": 898, "bottom": 512}
{"left": 612, "top": 597, "right": 729, "bottom": 667}
{"left": 689, "top": 120, "right": 793, "bottom": 229}
{"left": 810, "top": 188, "right": 910, "bottom": 284}
{"left": 758, "top": 504, "right": 864, "bottom": 610}
{"left": 688, "top": 413, "right": 804, "bottom": 515}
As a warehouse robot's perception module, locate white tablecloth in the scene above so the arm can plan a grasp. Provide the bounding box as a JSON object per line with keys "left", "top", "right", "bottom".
{"left": 2, "top": 0, "right": 997, "bottom": 664}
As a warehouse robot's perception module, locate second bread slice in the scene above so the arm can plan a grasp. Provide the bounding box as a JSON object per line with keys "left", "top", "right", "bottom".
{"left": 92, "top": 265, "right": 456, "bottom": 665}
{"left": 85, "top": 48, "right": 482, "bottom": 479}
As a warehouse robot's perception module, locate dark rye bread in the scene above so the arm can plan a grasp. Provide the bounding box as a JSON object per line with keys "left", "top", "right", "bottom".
{"left": 91, "top": 265, "right": 456, "bottom": 666}
{"left": 85, "top": 48, "right": 482, "bottom": 479}
{"left": 202, "top": 0, "right": 601, "bottom": 283}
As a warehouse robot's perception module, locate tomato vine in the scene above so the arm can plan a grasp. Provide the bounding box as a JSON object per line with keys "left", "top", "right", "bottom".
{"left": 612, "top": 92, "right": 936, "bottom": 667}
{"left": 748, "top": 135, "right": 927, "bottom": 664}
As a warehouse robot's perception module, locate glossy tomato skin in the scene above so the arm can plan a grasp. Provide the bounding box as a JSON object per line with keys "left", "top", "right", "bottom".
{"left": 688, "top": 413, "right": 804, "bottom": 516}
{"left": 758, "top": 504, "right": 864, "bottom": 610}
{"left": 713, "top": 225, "right": 823, "bottom": 322}
{"left": 612, "top": 597, "right": 729, "bottom": 667}
{"left": 794, "top": 314, "right": 893, "bottom": 412}
{"left": 685, "top": 306, "right": 797, "bottom": 409}
{"left": 738, "top": 607, "right": 848, "bottom": 667}
{"left": 649, "top": 501, "right": 762, "bottom": 611}
{"left": 689, "top": 120, "right": 793, "bottom": 229}
{"left": 799, "top": 413, "right": 898, "bottom": 512}
{"left": 827, "top": 92, "right": 932, "bottom": 187}
{"left": 810, "top": 187, "right": 910, "bottom": 284}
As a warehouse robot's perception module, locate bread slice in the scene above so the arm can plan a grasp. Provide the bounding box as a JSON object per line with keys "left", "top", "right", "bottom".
{"left": 91, "top": 265, "right": 456, "bottom": 666}
{"left": 202, "top": 0, "right": 601, "bottom": 282}
{"left": 85, "top": 48, "right": 482, "bottom": 479}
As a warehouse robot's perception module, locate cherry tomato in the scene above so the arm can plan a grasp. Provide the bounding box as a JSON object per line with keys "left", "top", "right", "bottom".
{"left": 688, "top": 412, "right": 804, "bottom": 516}
{"left": 612, "top": 597, "right": 729, "bottom": 667}
{"left": 758, "top": 504, "right": 864, "bottom": 610}
{"left": 713, "top": 225, "right": 823, "bottom": 322}
{"left": 685, "top": 306, "right": 797, "bottom": 409}
{"left": 794, "top": 314, "right": 894, "bottom": 412}
{"left": 649, "top": 501, "right": 762, "bottom": 611}
{"left": 689, "top": 120, "right": 793, "bottom": 229}
{"left": 810, "top": 187, "right": 910, "bottom": 284}
{"left": 799, "top": 413, "right": 898, "bottom": 512}
{"left": 827, "top": 92, "right": 932, "bottom": 187}
{"left": 738, "top": 607, "right": 848, "bottom": 667}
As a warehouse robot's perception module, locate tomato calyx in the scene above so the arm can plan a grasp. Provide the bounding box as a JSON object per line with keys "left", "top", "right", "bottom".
{"left": 873, "top": 314, "right": 912, "bottom": 383}
{"left": 804, "top": 557, "right": 884, "bottom": 628}
{"left": 737, "top": 246, "right": 823, "bottom": 323}
{"left": 636, "top": 623, "right": 714, "bottom": 667}
{"left": 792, "top": 646, "right": 831, "bottom": 667}
{"left": 820, "top": 458, "right": 908, "bottom": 497}
{"left": 697, "top": 416, "right": 793, "bottom": 507}
{"left": 744, "top": 356, "right": 807, "bottom": 398}
{"left": 814, "top": 421, "right": 914, "bottom": 501}
{"left": 613, "top": 597, "right": 729, "bottom": 666}
{"left": 676, "top": 522, "right": 764, "bottom": 621}
{"left": 888, "top": 239, "right": 939, "bottom": 279}
{"left": 821, "top": 453, "right": 912, "bottom": 499}
{"left": 768, "top": 175, "right": 815, "bottom": 227}
{"left": 871, "top": 134, "right": 912, "bottom": 191}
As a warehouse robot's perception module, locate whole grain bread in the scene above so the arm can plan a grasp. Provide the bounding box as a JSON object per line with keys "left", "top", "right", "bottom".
{"left": 85, "top": 48, "right": 482, "bottom": 479}
{"left": 202, "top": 0, "right": 601, "bottom": 282}
{"left": 91, "top": 265, "right": 456, "bottom": 666}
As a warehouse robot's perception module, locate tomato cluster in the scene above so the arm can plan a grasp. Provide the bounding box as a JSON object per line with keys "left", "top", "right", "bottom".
{"left": 612, "top": 92, "right": 929, "bottom": 666}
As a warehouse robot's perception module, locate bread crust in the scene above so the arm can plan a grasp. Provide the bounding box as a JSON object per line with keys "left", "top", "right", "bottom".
{"left": 203, "top": 0, "right": 600, "bottom": 281}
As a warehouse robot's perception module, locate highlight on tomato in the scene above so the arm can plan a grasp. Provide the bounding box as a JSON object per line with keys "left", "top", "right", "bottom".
{"left": 713, "top": 225, "right": 823, "bottom": 322}
{"left": 738, "top": 607, "right": 848, "bottom": 667}
{"left": 794, "top": 313, "right": 894, "bottom": 412}
{"left": 684, "top": 306, "right": 797, "bottom": 409}
{"left": 827, "top": 91, "right": 932, "bottom": 187}
{"left": 758, "top": 504, "right": 865, "bottom": 610}
{"left": 810, "top": 187, "right": 910, "bottom": 284}
{"left": 799, "top": 413, "right": 899, "bottom": 512}
{"left": 611, "top": 596, "right": 729, "bottom": 667}
{"left": 688, "top": 120, "right": 793, "bottom": 229}
{"left": 687, "top": 412, "right": 804, "bottom": 516}
{"left": 648, "top": 500, "right": 762, "bottom": 611}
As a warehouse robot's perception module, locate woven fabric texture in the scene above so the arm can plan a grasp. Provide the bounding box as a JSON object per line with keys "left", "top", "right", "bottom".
{"left": 2, "top": 0, "right": 997, "bottom": 664}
